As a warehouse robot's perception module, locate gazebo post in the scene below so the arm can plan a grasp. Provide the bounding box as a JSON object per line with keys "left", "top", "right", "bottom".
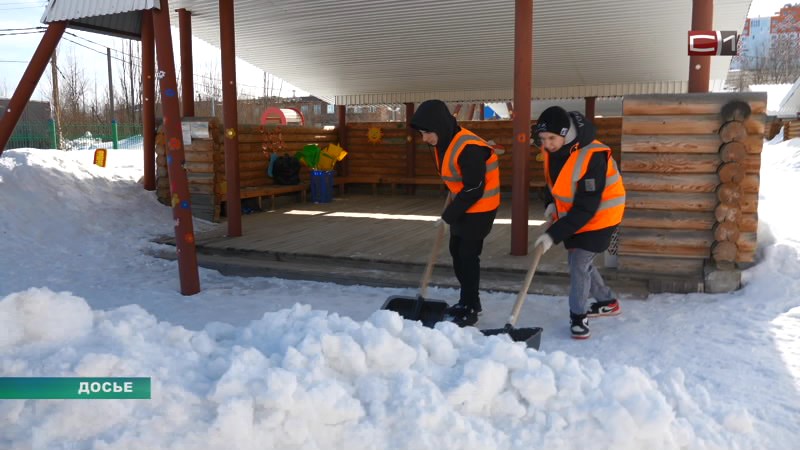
{"left": 511, "top": 0, "right": 533, "bottom": 256}
{"left": 0, "top": 22, "right": 66, "bottom": 155}
{"left": 337, "top": 104, "right": 348, "bottom": 176}
{"left": 178, "top": 8, "right": 195, "bottom": 117}
{"left": 219, "top": 0, "right": 242, "bottom": 237}
{"left": 688, "top": 0, "right": 713, "bottom": 93}
{"left": 141, "top": 10, "right": 156, "bottom": 191}
{"left": 585, "top": 96, "right": 596, "bottom": 120}
{"left": 152, "top": 2, "right": 201, "bottom": 295}
{"left": 405, "top": 102, "right": 416, "bottom": 194}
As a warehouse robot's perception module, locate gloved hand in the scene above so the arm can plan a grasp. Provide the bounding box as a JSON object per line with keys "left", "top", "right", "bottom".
{"left": 534, "top": 233, "right": 554, "bottom": 253}
{"left": 543, "top": 203, "right": 557, "bottom": 225}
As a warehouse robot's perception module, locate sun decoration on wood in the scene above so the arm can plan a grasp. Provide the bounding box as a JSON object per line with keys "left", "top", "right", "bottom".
{"left": 366, "top": 126, "right": 383, "bottom": 144}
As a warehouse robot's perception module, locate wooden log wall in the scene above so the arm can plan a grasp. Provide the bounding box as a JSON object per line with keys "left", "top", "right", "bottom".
{"left": 786, "top": 120, "right": 800, "bottom": 140}
{"left": 214, "top": 123, "right": 338, "bottom": 191}
{"left": 156, "top": 117, "right": 623, "bottom": 222}
{"left": 156, "top": 120, "right": 220, "bottom": 222}
{"left": 617, "top": 93, "right": 766, "bottom": 281}
{"left": 344, "top": 118, "right": 622, "bottom": 188}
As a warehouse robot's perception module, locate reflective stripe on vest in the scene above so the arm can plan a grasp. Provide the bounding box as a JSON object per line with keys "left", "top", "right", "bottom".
{"left": 437, "top": 128, "right": 501, "bottom": 212}
{"left": 545, "top": 141, "right": 626, "bottom": 231}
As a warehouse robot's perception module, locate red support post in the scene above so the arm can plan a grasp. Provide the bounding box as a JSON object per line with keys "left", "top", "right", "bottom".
{"left": 152, "top": 3, "right": 201, "bottom": 295}
{"left": 0, "top": 22, "right": 66, "bottom": 155}
{"left": 405, "top": 102, "right": 416, "bottom": 194}
{"left": 688, "top": 0, "right": 713, "bottom": 93}
{"left": 336, "top": 104, "right": 348, "bottom": 177}
{"left": 511, "top": 0, "right": 533, "bottom": 256}
{"left": 585, "top": 96, "right": 596, "bottom": 120}
{"left": 178, "top": 8, "right": 195, "bottom": 117}
{"left": 219, "top": 0, "right": 241, "bottom": 237}
{"left": 467, "top": 104, "right": 477, "bottom": 121}
{"left": 479, "top": 103, "right": 485, "bottom": 120}
{"left": 142, "top": 11, "right": 156, "bottom": 191}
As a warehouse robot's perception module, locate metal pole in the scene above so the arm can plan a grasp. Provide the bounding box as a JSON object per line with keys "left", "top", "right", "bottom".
{"left": 688, "top": 0, "right": 713, "bottom": 93}
{"left": 219, "top": 0, "right": 241, "bottom": 237}
{"left": 152, "top": 1, "right": 201, "bottom": 295}
{"left": 111, "top": 120, "right": 119, "bottom": 149}
{"left": 142, "top": 9, "right": 156, "bottom": 191}
{"left": 511, "top": 0, "right": 533, "bottom": 256}
{"left": 178, "top": 8, "right": 195, "bottom": 117}
{"left": 0, "top": 21, "right": 66, "bottom": 154}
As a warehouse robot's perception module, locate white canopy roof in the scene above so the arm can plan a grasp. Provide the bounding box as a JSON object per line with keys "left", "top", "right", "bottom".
{"left": 43, "top": 0, "right": 752, "bottom": 105}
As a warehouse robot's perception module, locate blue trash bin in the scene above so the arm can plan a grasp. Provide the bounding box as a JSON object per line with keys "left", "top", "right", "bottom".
{"left": 310, "top": 170, "right": 334, "bottom": 203}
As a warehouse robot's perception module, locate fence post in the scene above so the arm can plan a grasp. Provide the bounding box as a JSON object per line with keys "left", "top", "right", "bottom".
{"left": 48, "top": 118, "right": 58, "bottom": 149}
{"left": 111, "top": 120, "right": 119, "bottom": 149}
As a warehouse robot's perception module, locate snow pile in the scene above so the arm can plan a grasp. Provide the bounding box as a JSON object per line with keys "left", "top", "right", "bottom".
{"left": 0, "top": 288, "right": 743, "bottom": 450}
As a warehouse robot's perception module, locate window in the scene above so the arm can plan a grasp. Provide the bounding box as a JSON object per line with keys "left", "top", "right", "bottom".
{"left": 327, "top": 104, "right": 335, "bottom": 114}
{"left": 314, "top": 104, "right": 321, "bottom": 115}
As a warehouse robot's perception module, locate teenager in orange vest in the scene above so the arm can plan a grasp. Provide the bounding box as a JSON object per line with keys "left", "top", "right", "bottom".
{"left": 533, "top": 106, "right": 626, "bottom": 339}
{"left": 410, "top": 100, "right": 501, "bottom": 327}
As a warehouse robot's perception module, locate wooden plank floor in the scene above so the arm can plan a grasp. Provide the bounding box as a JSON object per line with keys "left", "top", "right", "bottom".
{"left": 193, "top": 192, "right": 605, "bottom": 275}
{"left": 152, "top": 191, "right": 658, "bottom": 298}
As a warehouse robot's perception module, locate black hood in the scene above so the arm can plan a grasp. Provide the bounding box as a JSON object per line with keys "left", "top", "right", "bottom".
{"left": 410, "top": 99, "right": 459, "bottom": 151}
{"left": 566, "top": 111, "right": 597, "bottom": 149}
{"left": 548, "top": 111, "right": 598, "bottom": 162}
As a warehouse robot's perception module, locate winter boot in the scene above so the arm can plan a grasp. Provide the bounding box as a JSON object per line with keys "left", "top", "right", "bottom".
{"left": 447, "top": 304, "right": 479, "bottom": 327}
{"left": 446, "top": 301, "right": 482, "bottom": 317}
{"left": 570, "top": 312, "right": 591, "bottom": 339}
{"left": 587, "top": 299, "right": 621, "bottom": 317}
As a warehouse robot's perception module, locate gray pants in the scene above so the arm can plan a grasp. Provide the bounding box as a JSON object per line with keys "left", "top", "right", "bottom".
{"left": 567, "top": 248, "right": 616, "bottom": 315}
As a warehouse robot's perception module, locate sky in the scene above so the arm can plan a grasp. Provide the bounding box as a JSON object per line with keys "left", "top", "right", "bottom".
{"left": 0, "top": 0, "right": 794, "bottom": 103}
{"left": 1, "top": 128, "right": 800, "bottom": 447}
{"left": 0, "top": 0, "right": 309, "bottom": 102}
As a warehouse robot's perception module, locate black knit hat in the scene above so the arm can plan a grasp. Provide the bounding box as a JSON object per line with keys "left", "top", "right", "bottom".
{"left": 533, "top": 106, "right": 571, "bottom": 137}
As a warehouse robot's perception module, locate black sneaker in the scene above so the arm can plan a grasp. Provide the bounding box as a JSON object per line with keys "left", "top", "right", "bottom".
{"left": 587, "top": 299, "right": 621, "bottom": 317}
{"left": 447, "top": 304, "right": 479, "bottom": 327}
{"left": 570, "top": 313, "right": 591, "bottom": 339}
{"left": 446, "top": 302, "right": 482, "bottom": 317}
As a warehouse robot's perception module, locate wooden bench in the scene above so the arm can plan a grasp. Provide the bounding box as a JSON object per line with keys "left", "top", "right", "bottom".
{"left": 240, "top": 184, "right": 307, "bottom": 210}
{"left": 332, "top": 175, "right": 382, "bottom": 196}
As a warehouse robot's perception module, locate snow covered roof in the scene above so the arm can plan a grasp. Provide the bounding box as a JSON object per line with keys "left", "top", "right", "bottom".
{"left": 777, "top": 77, "right": 800, "bottom": 119}
{"left": 41, "top": 0, "right": 159, "bottom": 39}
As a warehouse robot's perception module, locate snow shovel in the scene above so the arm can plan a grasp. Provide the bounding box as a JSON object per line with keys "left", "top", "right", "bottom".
{"left": 481, "top": 243, "right": 545, "bottom": 349}
{"left": 381, "top": 194, "right": 451, "bottom": 327}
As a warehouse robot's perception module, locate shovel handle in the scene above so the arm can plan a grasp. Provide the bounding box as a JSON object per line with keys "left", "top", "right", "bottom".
{"left": 419, "top": 193, "right": 452, "bottom": 298}
{"left": 506, "top": 243, "right": 545, "bottom": 327}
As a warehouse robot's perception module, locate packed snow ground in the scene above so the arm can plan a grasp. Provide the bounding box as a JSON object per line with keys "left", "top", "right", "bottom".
{"left": 1, "top": 137, "right": 799, "bottom": 449}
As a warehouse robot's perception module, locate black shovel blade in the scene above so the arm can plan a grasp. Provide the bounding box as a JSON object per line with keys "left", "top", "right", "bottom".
{"left": 381, "top": 295, "right": 449, "bottom": 328}
{"left": 481, "top": 324, "right": 543, "bottom": 350}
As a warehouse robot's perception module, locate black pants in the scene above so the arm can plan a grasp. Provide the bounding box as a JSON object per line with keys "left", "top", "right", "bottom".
{"left": 449, "top": 234, "right": 485, "bottom": 310}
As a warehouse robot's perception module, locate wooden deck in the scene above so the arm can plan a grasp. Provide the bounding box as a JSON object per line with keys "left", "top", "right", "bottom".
{"left": 158, "top": 192, "right": 649, "bottom": 298}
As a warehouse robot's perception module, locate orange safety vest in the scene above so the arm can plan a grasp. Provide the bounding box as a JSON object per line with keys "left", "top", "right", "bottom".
{"left": 435, "top": 128, "right": 501, "bottom": 213}
{"left": 544, "top": 140, "right": 625, "bottom": 233}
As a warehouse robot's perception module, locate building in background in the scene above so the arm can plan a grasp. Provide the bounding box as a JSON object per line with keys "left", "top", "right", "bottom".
{"left": 0, "top": 99, "right": 51, "bottom": 149}
{"left": 731, "top": 3, "right": 800, "bottom": 83}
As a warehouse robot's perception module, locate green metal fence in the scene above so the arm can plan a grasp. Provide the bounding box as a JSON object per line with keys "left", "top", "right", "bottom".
{"left": 5, "top": 120, "right": 144, "bottom": 150}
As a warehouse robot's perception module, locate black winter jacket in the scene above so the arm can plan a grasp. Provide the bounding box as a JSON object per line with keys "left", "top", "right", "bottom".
{"left": 410, "top": 100, "right": 496, "bottom": 240}
{"left": 543, "top": 112, "right": 617, "bottom": 253}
